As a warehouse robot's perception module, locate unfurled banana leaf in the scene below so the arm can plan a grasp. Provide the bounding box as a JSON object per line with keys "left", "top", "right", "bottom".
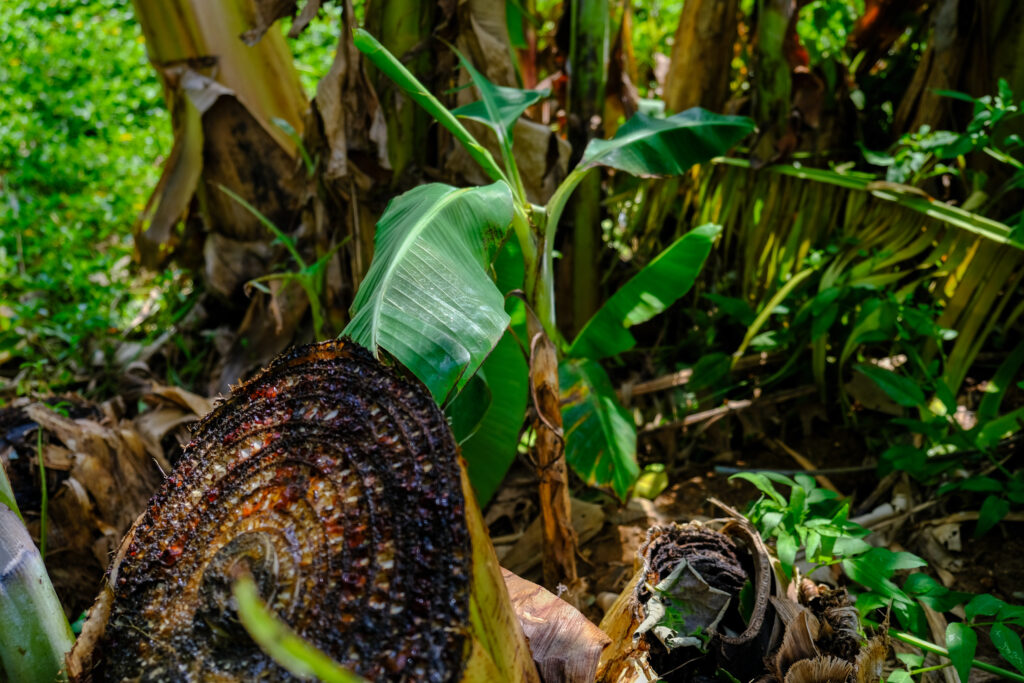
{"left": 345, "top": 181, "right": 515, "bottom": 402}
{"left": 547, "top": 108, "right": 754, "bottom": 232}
{"left": 580, "top": 108, "right": 755, "bottom": 176}
{"left": 569, "top": 223, "right": 722, "bottom": 359}
{"left": 460, "top": 331, "right": 530, "bottom": 505}
{"left": 560, "top": 358, "right": 638, "bottom": 500}
{"left": 445, "top": 372, "right": 492, "bottom": 445}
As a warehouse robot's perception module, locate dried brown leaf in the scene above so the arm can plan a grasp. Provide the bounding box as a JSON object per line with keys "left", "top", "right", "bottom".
{"left": 783, "top": 655, "right": 853, "bottom": 683}
{"left": 503, "top": 568, "right": 610, "bottom": 683}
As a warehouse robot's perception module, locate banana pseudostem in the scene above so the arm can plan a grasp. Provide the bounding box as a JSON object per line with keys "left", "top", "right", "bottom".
{"left": 68, "top": 340, "right": 538, "bottom": 683}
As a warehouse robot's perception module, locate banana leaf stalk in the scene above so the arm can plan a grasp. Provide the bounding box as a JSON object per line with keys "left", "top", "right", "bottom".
{"left": 0, "top": 492, "right": 75, "bottom": 683}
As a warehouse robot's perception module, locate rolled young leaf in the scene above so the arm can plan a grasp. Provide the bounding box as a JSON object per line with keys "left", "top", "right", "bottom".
{"left": 345, "top": 181, "right": 515, "bottom": 403}
{"left": 67, "top": 340, "right": 539, "bottom": 682}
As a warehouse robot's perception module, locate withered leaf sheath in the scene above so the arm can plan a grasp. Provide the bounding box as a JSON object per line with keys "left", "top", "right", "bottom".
{"left": 78, "top": 341, "right": 486, "bottom": 682}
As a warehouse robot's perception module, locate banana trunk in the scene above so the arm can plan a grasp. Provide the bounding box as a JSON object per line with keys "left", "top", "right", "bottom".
{"left": 67, "top": 340, "right": 539, "bottom": 682}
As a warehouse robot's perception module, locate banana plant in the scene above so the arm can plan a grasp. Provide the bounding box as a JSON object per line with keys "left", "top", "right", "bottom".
{"left": 346, "top": 29, "right": 753, "bottom": 519}
{"left": 0, "top": 465, "right": 75, "bottom": 683}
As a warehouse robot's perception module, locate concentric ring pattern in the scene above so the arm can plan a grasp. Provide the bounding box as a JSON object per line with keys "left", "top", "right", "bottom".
{"left": 98, "top": 340, "right": 472, "bottom": 682}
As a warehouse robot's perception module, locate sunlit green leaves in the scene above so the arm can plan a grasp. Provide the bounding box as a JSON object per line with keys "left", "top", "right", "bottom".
{"left": 560, "top": 358, "right": 638, "bottom": 500}
{"left": 569, "top": 224, "right": 721, "bottom": 359}
{"left": 0, "top": 1, "right": 173, "bottom": 391}
{"left": 345, "top": 182, "right": 515, "bottom": 402}
{"left": 946, "top": 622, "right": 977, "bottom": 683}
{"left": 580, "top": 108, "right": 755, "bottom": 177}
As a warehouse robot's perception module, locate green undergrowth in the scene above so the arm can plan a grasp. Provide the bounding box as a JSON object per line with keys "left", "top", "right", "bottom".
{"left": 0, "top": 2, "right": 344, "bottom": 398}
{"left": 0, "top": 2, "right": 173, "bottom": 395}
{"left": 736, "top": 472, "right": 1024, "bottom": 682}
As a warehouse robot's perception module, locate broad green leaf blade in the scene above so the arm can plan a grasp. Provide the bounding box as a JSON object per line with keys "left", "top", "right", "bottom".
{"left": 975, "top": 495, "right": 1010, "bottom": 537}
{"left": 991, "top": 622, "right": 1024, "bottom": 673}
{"left": 569, "top": 223, "right": 721, "bottom": 359}
{"left": 946, "top": 622, "right": 978, "bottom": 683}
{"left": 453, "top": 84, "right": 548, "bottom": 142}
{"left": 345, "top": 182, "right": 515, "bottom": 402}
{"left": 854, "top": 364, "right": 926, "bottom": 408}
{"left": 460, "top": 331, "right": 529, "bottom": 505}
{"left": 581, "top": 108, "right": 755, "bottom": 177}
{"left": 234, "top": 575, "right": 368, "bottom": 683}
{"left": 560, "top": 358, "right": 638, "bottom": 500}
{"left": 445, "top": 373, "right": 492, "bottom": 444}
{"left": 966, "top": 593, "right": 1006, "bottom": 621}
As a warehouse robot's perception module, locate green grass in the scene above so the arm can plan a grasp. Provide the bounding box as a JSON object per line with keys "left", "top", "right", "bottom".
{"left": 0, "top": 2, "right": 345, "bottom": 396}
{"left": 0, "top": 1, "right": 174, "bottom": 395}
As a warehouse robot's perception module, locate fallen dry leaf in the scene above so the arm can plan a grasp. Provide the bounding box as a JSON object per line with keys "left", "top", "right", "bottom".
{"left": 503, "top": 568, "right": 611, "bottom": 683}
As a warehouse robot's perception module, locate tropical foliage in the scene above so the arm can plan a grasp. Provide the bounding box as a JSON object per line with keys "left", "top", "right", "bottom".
{"left": 3, "top": 0, "right": 1024, "bottom": 681}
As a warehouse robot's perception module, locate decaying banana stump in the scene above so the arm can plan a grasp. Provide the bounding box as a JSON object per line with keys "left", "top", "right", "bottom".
{"left": 67, "top": 340, "right": 539, "bottom": 682}
{"left": 597, "top": 517, "right": 887, "bottom": 683}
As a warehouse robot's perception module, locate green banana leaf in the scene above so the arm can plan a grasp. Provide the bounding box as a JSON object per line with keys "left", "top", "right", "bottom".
{"left": 569, "top": 223, "right": 722, "bottom": 359}
{"left": 560, "top": 357, "right": 638, "bottom": 500}
{"left": 345, "top": 182, "right": 515, "bottom": 402}
{"left": 445, "top": 373, "right": 492, "bottom": 445}
{"left": 547, "top": 109, "right": 753, "bottom": 235}
{"left": 452, "top": 77, "right": 547, "bottom": 144}
{"left": 581, "top": 108, "right": 755, "bottom": 176}
{"left": 459, "top": 331, "right": 529, "bottom": 505}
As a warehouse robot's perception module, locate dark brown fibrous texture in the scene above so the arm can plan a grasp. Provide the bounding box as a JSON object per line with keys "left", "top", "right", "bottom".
{"left": 637, "top": 524, "right": 749, "bottom": 601}
{"left": 97, "top": 340, "right": 471, "bottom": 682}
{"left": 636, "top": 524, "right": 752, "bottom": 683}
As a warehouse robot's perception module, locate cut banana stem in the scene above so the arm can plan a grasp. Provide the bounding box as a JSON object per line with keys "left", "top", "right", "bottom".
{"left": 67, "top": 340, "right": 539, "bottom": 682}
